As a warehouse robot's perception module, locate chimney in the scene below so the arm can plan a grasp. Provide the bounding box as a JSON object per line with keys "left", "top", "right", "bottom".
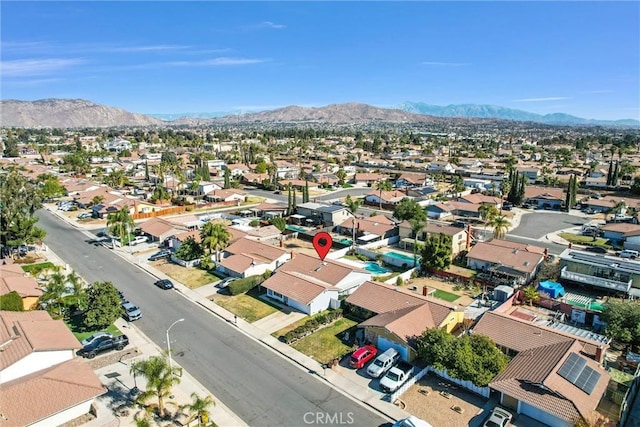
{"left": 422, "top": 286, "right": 428, "bottom": 296}
{"left": 290, "top": 251, "right": 295, "bottom": 259}
{"left": 544, "top": 248, "right": 549, "bottom": 258}
{"left": 595, "top": 345, "right": 604, "bottom": 364}
{"left": 568, "top": 242, "right": 572, "bottom": 249}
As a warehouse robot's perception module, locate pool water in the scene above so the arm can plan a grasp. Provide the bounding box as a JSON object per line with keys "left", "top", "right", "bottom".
{"left": 286, "top": 225, "right": 308, "bottom": 233}
{"left": 385, "top": 251, "right": 418, "bottom": 262}
{"left": 364, "top": 262, "right": 390, "bottom": 274}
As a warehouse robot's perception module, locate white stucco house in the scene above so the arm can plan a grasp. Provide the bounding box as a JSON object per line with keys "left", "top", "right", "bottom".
{"left": 217, "top": 238, "right": 291, "bottom": 278}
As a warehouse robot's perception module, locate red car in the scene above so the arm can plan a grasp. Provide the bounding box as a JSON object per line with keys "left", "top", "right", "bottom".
{"left": 349, "top": 345, "right": 377, "bottom": 369}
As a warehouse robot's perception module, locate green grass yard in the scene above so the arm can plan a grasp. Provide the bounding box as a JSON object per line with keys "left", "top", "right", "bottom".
{"left": 292, "top": 318, "right": 357, "bottom": 365}
{"left": 21, "top": 262, "right": 55, "bottom": 276}
{"left": 64, "top": 317, "right": 121, "bottom": 342}
{"left": 214, "top": 288, "right": 280, "bottom": 323}
{"left": 558, "top": 233, "right": 611, "bottom": 247}
{"left": 433, "top": 289, "right": 461, "bottom": 303}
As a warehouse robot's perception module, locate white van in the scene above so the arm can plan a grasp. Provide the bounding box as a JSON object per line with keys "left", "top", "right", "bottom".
{"left": 619, "top": 250, "right": 639, "bottom": 259}
{"left": 366, "top": 347, "right": 400, "bottom": 378}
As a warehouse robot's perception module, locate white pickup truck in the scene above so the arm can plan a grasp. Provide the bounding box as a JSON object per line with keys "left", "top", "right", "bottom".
{"left": 379, "top": 361, "right": 413, "bottom": 393}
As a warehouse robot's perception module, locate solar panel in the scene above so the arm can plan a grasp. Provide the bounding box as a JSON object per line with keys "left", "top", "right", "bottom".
{"left": 558, "top": 353, "right": 586, "bottom": 383}
{"left": 574, "top": 366, "right": 601, "bottom": 395}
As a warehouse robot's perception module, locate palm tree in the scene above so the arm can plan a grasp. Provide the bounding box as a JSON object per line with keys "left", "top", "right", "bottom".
{"left": 41, "top": 269, "right": 67, "bottom": 316}
{"left": 409, "top": 217, "right": 427, "bottom": 267}
{"left": 65, "top": 270, "right": 86, "bottom": 311}
{"left": 478, "top": 204, "right": 499, "bottom": 230}
{"left": 489, "top": 215, "right": 511, "bottom": 240}
{"left": 180, "top": 392, "right": 216, "bottom": 426}
{"left": 130, "top": 353, "right": 181, "bottom": 417}
{"left": 107, "top": 206, "right": 135, "bottom": 248}
{"left": 345, "top": 194, "right": 362, "bottom": 215}
{"left": 375, "top": 179, "right": 393, "bottom": 209}
{"left": 523, "top": 285, "right": 540, "bottom": 306}
{"left": 200, "top": 222, "right": 230, "bottom": 262}
{"left": 610, "top": 199, "right": 627, "bottom": 216}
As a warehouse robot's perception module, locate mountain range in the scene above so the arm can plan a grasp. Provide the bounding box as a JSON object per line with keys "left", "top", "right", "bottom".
{"left": 1, "top": 98, "right": 638, "bottom": 128}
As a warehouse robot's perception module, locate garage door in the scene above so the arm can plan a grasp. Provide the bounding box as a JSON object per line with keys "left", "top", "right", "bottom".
{"left": 377, "top": 336, "right": 409, "bottom": 361}
{"left": 520, "top": 401, "right": 569, "bottom": 427}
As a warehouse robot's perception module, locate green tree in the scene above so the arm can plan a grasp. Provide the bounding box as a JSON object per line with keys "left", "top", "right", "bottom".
{"left": 41, "top": 269, "right": 67, "bottom": 316}
{"left": 0, "top": 168, "right": 46, "bottom": 249}
{"left": 175, "top": 236, "right": 204, "bottom": 261}
{"left": 104, "top": 170, "right": 129, "bottom": 188}
{"left": 107, "top": 206, "right": 135, "bottom": 246}
{"left": 345, "top": 194, "right": 362, "bottom": 215}
{"left": 409, "top": 217, "right": 427, "bottom": 267}
{"left": 200, "top": 222, "right": 230, "bottom": 262}
{"left": 65, "top": 270, "right": 87, "bottom": 311}
{"left": 270, "top": 217, "right": 286, "bottom": 232}
{"left": 375, "top": 179, "right": 393, "bottom": 209}
{"left": 600, "top": 300, "right": 640, "bottom": 349}
{"left": 83, "top": 281, "right": 123, "bottom": 330}
{"left": 489, "top": 215, "right": 510, "bottom": 239}
{"left": 336, "top": 169, "right": 347, "bottom": 186}
{"left": 38, "top": 174, "right": 66, "bottom": 200}
{"left": 478, "top": 204, "right": 499, "bottom": 228}
{"left": 180, "top": 392, "right": 216, "bottom": 427}
{"left": 0, "top": 291, "right": 24, "bottom": 311}
{"left": 420, "top": 233, "right": 452, "bottom": 271}
{"left": 223, "top": 167, "right": 231, "bottom": 189}
{"left": 393, "top": 198, "right": 426, "bottom": 223}
{"left": 415, "top": 327, "right": 455, "bottom": 371}
{"left": 523, "top": 285, "right": 540, "bottom": 306}
{"left": 91, "top": 195, "right": 105, "bottom": 206}
{"left": 131, "top": 353, "right": 181, "bottom": 417}
{"left": 303, "top": 180, "right": 310, "bottom": 203}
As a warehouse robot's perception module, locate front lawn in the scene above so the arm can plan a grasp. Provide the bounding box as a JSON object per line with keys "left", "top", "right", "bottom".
{"left": 558, "top": 233, "right": 611, "bottom": 247}
{"left": 214, "top": 288, "right": 280, "bottom": 322}
{"left": 433, "top": 288, "right": 461, "bottom": 303}
{"left": 65, "top": 317, "right": 121, "bottom": 342}
{"left": 21, "top": 262, "right": 56, "bottom": 275}
{"left": 153, "top": 261, "right": 220, "bottom": 288}
{"left": 292, "top": 318, "right": 357, "bottom": 365}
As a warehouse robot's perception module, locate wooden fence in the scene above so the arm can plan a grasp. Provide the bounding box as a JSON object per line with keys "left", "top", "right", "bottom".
{"left": 133, "top": 205, "right": 196, "bottom": 219}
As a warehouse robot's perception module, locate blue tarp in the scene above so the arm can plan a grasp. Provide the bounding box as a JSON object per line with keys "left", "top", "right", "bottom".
{"left": 539, "top": 280, "right": 565, "bottom": 298}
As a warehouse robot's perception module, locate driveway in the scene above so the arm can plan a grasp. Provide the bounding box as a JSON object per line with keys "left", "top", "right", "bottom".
{"left": 509, "top": 211, "right": 588, "bottom": 239}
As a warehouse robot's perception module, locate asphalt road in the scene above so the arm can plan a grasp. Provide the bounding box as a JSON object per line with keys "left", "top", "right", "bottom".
{"left": 506, "top": 211, "right": 589, "bottom": 255}
{"left": 36, "top": 210, "right": 389, "bottom": 427}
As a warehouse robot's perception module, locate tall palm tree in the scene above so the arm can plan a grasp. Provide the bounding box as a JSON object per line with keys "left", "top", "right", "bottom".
{"left": 345, "top": 194, "right": 362, "bottom": 216}
{"left": 610, "top": 199, "right": 627, "bottom": 216}
{"left": 490, "top": 215, "right": 511, "bottom": 240}
{"left": 107, "top": 206, "right": 135, "bottom": 247}
{"left": 41, "top": 269, "right": 67, "bottom": 316}
{"left": 409, "top": 217, "right": 427, "bottom": 267}
{"left": 200, "top": 222, "right": 230, "bottom": 262}
{"left": 180, "top": 392, "right": 216, "bottom": 426}
{"left": 375, "top": 179, "right": 393, "bottom": 209}
{"left": 65, "top": 270, "right": 86, "bottom": 311}
{"left": 130, "top": 353, "right": 181, "bottom": 417}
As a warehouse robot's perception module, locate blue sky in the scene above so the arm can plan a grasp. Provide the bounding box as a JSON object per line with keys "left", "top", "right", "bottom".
{"left": 2, "top": 1, "right": 639, "bottom": 120}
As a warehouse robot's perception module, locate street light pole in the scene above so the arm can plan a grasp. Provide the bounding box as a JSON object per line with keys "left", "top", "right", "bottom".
{"left": 166, "top": 318, "right": 185, "bottom": 372}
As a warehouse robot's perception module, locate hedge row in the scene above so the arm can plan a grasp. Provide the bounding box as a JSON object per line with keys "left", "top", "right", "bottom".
{"left": 228, "top": 275, "right": 262, "bottom": 295}
{"left": 280, "top": 309, "right": 343, "bottom": 344}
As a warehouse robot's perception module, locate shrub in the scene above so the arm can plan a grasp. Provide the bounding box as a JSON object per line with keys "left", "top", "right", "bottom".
{"left": 396, "top": 277, "right": 404, "bottom": 286}
{"left": 228, "top": 275, "right": 262, "bottom": 295}
{"left": 0, "top": 291, "right": 24, "bottom": 311}
{"left": 279, "top": 309, "right": 343, "bottom": 343}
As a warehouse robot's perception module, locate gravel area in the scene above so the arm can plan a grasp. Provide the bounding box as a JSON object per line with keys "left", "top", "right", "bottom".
{"left": 399, "top": 372, "right": 487, "bottom": 427}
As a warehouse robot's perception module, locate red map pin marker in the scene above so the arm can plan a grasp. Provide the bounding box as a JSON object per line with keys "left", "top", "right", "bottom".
{"left": 312, "top": 232, "right": 333, "bottom": 261}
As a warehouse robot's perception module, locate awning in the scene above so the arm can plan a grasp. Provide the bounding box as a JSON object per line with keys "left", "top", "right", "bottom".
{"left": 357, "top": 234, "right": 379, "bottom": 242}
{"left": 290, "top": 214, "right": 306, "bottom": 219}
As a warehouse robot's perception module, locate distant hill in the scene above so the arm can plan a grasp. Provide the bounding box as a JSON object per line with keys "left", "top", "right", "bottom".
{"left": 399, "top": 102, "right": 640, "bottom": 127}
{"left": 0, "top": 99, "right": 165, "bottom": 128}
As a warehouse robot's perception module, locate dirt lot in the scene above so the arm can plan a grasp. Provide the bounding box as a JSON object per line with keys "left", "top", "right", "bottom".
{"left": 400, "top": 372, "right": 487, "bottom": 427}
{"left": 402, "top": 277, "right": 475, "bottom": 307}
{"left": 281, "top": 237, "right": 320, "bottom": 257}
{"left": 152, "top": 259, "right": 219, "bottom": 288}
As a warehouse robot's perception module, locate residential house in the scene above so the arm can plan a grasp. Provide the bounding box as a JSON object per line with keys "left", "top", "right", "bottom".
{"left": 0, "top": 263, "right": 43, "bottom": 310}
{"left": 337, "top": 214, "right": 398, "bottom": 244}
{"left": 458, "top": 193, "right": 503, "bottom": 209}
{"left": 601, "top": 223, "right": 640, "bottom": 248}
{"left": 345, "top": 281, "right": 464, "bottom": 362}
{"left": 249, "top": 202, "right": 289, "bottom": 219}
{"left": 466, "top": 239, "right": 546, "bottom": 285}
{"left": 217, "top": 238, "right": 291, "bottom": 278}
{"left": 275, "top": 160, "right": 298, "bottom": 179}
{"left": 427, "top": 200, "right": 482, "bottom": 219}
{"left": 516, "top": 166, "right": 541, "bottom": 181}
{"left": 406, "top": 186, "right": 439, "bottom": 199}
{"left": 197, "top": 181, "right": 222, "bottom": 196}
{"left": 241, "top": 172, "right": 270, "bottom": 185}
{"left": 0, "top": 311, "right": 106, "bottom": 426}
{"left": 225, "top": 163, "right": 252, "bottom": 177}
{"left": 139, "top": 217, "right": 187, "bottom": 243}
{"left": 364, "top": 190, "right": 411, "bottom": 207}
{"left": 425, "top": 202, "right": 455, "bottom": 220}
{"left": 394, "top": 173, "right": 431, "bottom": 189}
{"left": 262, "top": 253, "right": 371, "bottom": 314}
{"left": 398, "top": 221, "right": 469, "bottom": 255}
{"left": 278, "top": 179, "right": 319, "bottom": 191}
{"left": 524, "top": 186, "right": 565, "bottom": 209}
{"left": 474, "top": 312, "right": 610, "bottom": 427}
{"left": 245, "top": 225, "right": 283, "bottom": 243}
{"left": 427, "top": 161, "right": 456, "bottom": 174}
{"left": 581, "top": 196, "right": 640, "bottom": 214}
{"left": 583, "top": 176, "right": 608, "bottom": 188}
{"left": 558, "top": 249, "right": 639, "bottom": 297}
{"left": 353, "top": 173, "right": 388, "bottom": 186}
{"left": 204, "top": 188, "right": 245, "bottom": 203}
{"left": 295, "top": 202, "right": 351, "bottom": 227}
{"left": 310, "top": 172, "right": 339, "bottom": 188}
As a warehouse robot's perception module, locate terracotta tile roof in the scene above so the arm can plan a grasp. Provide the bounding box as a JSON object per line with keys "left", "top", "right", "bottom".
{"left": 355, "top": 173, "right": 387, "bottom": 182}
{"left": 218, "top": 253, "right": 259, "bottom": 273}
{"left": 0, "top": 263, "right": 25, "bottom": 277}
{"left": 467, "top": 241, "right": 545, "bottom": 274}
{"left": 246, "top": 225, "right": 282, "bottom": 239}
{"left": 397, "top": 173, "right": 428, "bottom": 184}
{"left": 524, "top": 186, "right": 565, "bottom": 200}
{"left": 253, "top": 203, "right": 288, "bottom": 212}
{"left": 139, "top": 217, "right": 183, "bottom": 238}
{"left": 602, "top": 223, "right": 640, "bottom": 234}
{"left": 472, "top": 312, "right": 603, "bottom": 358}
{"left": 224, "top": 238, "right": 288, "bottom": 263}
{"left": 0, "top": 275, "right": 43, "bottom": 298}
{"left": 0, "top": 311, "right": 81, "bottom": 371}
{"left": 278, "top": 253, "right": 367, "bottom": 286}
{"left": 0, "top": 358, "right": 106, "bottom": 426}
{"left": 261, "top": 271, "right": 337, "bottom": 304}
{"left": 484, "top": 239, "right": 546, "bottom": 255}
{"left": 345, "top": 281, "right": 455, "bottom": 327}
{"left": 459, "top": 194, "right": 502, "bottom": 205}
{"left": 490, "top": 340, "right": 610, "bottom": 422}
{"left": 360, "top": 304, "right": 436, "bottom": 342}
{"left": 175, "top": 229, "right": 202, "bottom": 243}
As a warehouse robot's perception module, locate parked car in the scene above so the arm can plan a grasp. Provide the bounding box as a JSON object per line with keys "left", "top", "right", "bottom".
{"left": 349, "top": 345, "right": 377, "bottom": 369}
{"left": 79, "top": 334, "right": 129, "bottom": 359}
{"left": 148, "top": 249, "right": 172, "bottom": 261}
{"left": 585, "top": 246, "right": 608, "bottom": 254}
{"left": 367, "top": 347, "right": 400, "bottom": 378}
{"left": 155, "top": 279, "right": 174, "bottom": 290}
{"left": 122, "top": 302, "right": 142, "bottom": 321}
{"left": 131, "top": 235, "right": 149, "bottom": 245}
{"left": 502, "top": 202, "right": 513, "bottom": 211}
{"left": 619, "top": 250, "right": 639, "bottom": 259}
{"left": 393, "top": 416, "right": 434, "bottom": 427}
{"left": 216, "top": 277, "right": 238, "bottom": 289}
{"left": 81, "top": 331, "right": 113, "bottom": 347}
{"left": 77, "top": 212, "right": 92, "bottom": 220}
{"left": 483, "top": 407, "right": 513, "bottom": 427}
{"left": 379, "top": 361, "right": 414, "bottom": 393}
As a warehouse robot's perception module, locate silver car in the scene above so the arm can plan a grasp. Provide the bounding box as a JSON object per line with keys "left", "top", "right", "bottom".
{"left": 122, "top": 302, "right": 142, "bottom": 321}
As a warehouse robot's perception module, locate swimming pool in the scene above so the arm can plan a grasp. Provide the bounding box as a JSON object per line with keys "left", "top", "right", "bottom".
{"left": 286, "top": 225, "right": 308, "bottom": 233}
{"left": 364, "top": 261, "right": 390, "bottom": 275}
{"left": 385, "top": 251, "right": 419, "bottom": 263}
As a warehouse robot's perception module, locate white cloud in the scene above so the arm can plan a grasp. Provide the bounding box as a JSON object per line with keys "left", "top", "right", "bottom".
{"left": 422, "top": 61, "right": 470, "bottom": 67}
{"left": 0, "top": 58, "right": 83, "bottom": 76}
{"left": 106, "top": 44, "right": 192, "bottom": 53}
{"left": 240, "top": 21, "right": 286, "bottom": 31}
{"left": 513, "top": 97, "right": 571, "bottom": 102}
{"left": 167, "top": 57, "right": 269, "bottom": 66}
